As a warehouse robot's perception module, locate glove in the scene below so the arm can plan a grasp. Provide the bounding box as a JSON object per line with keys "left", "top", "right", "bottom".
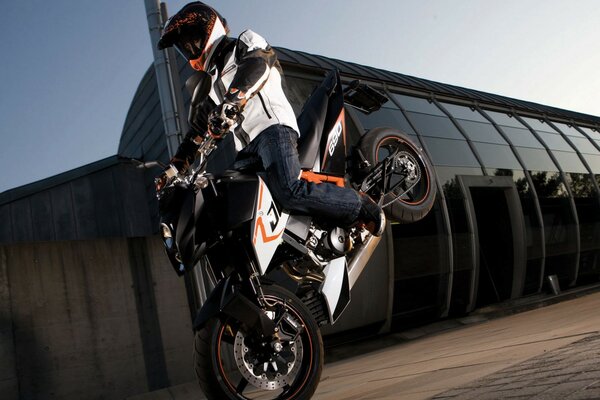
{"left": 208, "top": 102, "right": 241, "bottom": 139}
{"left": 154, "top": 164, "right": 179, "bottom": 193}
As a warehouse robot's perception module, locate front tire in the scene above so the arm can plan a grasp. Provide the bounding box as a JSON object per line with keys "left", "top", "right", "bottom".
{"left": 359, "top": 127, "right": 437, "bottom": 223}
{"left": 194, "top": 285, "right": 324, "bottom": 400}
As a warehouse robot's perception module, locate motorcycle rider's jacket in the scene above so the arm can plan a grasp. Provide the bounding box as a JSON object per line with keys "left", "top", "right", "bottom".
{"left": 171, "top": 30, "right": 299, "bottom": 171}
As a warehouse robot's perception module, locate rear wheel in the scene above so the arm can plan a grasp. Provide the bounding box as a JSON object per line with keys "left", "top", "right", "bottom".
{"left": 194, "top": 285, "right": 323, "bottom": 399}
{"left": 359, "top": 127, "right": 437, "bottom": 223}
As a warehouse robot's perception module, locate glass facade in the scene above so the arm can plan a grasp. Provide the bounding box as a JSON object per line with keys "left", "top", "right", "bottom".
{"left": 390, "top": 95, "right": 484, "bottom": 314}
{"left": 552, "top": 122, "right": 600, "bottom": 282}
{"left": 282, "top": 68, "right": 600, "bottom": 320}
{"left": 488, "top": 112, "right": 578, "bottom": 287}
{"left": 579, "top": 126, "right": 600, "bottom": 149}
{"left": 347, "top": 90, "right": 451, "bottom": 321}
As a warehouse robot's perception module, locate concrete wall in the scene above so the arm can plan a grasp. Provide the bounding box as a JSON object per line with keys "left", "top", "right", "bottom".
{"left": 0, "top": 236, "right": 193, "bottom": 400}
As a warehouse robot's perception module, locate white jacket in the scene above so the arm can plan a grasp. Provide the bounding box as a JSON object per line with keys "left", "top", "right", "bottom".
{"left": 206, "top": 30, "right": 299, "bottom": 151}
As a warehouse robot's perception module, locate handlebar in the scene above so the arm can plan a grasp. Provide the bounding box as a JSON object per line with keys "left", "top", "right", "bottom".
{"left": 131, "top": 159, "right": 168, "bottom": 169}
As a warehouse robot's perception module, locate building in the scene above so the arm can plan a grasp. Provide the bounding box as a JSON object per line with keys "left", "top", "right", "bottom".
{"left": 1, "top": 47, "right": 599, "bottom": 399}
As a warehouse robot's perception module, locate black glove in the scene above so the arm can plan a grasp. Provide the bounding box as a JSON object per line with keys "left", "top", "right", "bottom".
{"left": 208, "top": 102, "right": 241, "bottom": 139}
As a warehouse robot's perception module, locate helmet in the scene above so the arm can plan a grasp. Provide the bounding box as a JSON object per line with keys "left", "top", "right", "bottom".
{"left": 157, "top": 2, "right": 229, "bottom": 71}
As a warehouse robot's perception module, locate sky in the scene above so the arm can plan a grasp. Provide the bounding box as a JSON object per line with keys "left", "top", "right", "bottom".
{"left": 0, "top": 0, "right": 599, "bottom": 193}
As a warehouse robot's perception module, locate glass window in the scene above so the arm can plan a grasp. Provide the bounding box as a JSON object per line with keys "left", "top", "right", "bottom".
{"left": 579, "top": 126, "right": 600, "bottom": 141}
{"left": 502, "top": 126, "right": 545, "bottom": 148}
{"left": 421, "top": 137, "right": 480, "bottom": 167}
{"left": 457, "top": 120, "right": 508, "bottom": 145}
{"left": 529, "top": 171, "right": 569, "bottom": 198}
{"left": 392, "top": 94, "right": 446, "bottom": 116}
{"left": 532, "top": 170, "right": 577, "bottom": 285}
{"left": 405, "top": 112, "right": 464, "bottom": 140}
{"left": 578, "top": 127, "right": 600, "bottom": 149}
{"left": 566, "top": 173, "right": 597, "bottom": 199}
{"left": 441, "top": 102, "right": 489, "bottom": 123}
{"left": 472, "top": 142, "right": 521, "bottom": 170}
{"left": 514, "top": 147, "right": 559, "bottom": 172}
{"left": 435, "top": 166, "right": 484, "bottom": 198}
{"left": 486, "top": 110, "right": 525, "bottom": 128}
{"left": 568, "top": 137, "right": 600, "bottom": 155}
{"left": 568, "top": 172, "right": 600, "bottom": 283}
{"left": 536, "top": 131, "right": 574, "bottom": 152}
{"left": 490, "top": 168, "right": 531, "bottom": 197}
{"left": 521, "top": 117, "right": 553, "bottom": 133}
{"left": 353, "top": 107, "right": 417, "bottom": 135}
{"left": 553, "top": 151, "right": 588, "bottom": 173}
{"left": 581, "top": 153, "right": 600, "bottom": 172}
{"left": 554, "top": 122, "right": 585, "bottom": 138}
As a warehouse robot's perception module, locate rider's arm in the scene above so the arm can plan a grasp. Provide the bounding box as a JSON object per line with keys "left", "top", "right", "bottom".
{"left": 223, "top": 30, "right": 277, "bottom": 107}
{"left": 170, "top": 94, "right": 216, "bottom": 172}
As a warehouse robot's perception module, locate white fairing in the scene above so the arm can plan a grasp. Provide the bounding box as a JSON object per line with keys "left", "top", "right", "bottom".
{"left": 321, "top": 256, "right": 350, "bottom": 323}
{"left": 251, "top": 177, "right": 289, "bottom": 274}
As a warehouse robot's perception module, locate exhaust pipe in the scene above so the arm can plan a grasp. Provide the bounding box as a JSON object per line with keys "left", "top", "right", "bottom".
{"left": 347, "top": 233, "right": 382, "bottom": 289}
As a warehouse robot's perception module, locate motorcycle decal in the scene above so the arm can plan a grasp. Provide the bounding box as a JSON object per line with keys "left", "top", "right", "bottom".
{"left": 321, "top": 256, "right": 351, "bottom": 323}
{"left": 321, "top": 109, "right": 346, "bottom": 172}
{"left": 252, "top": 178, "right": 289, "bottom": 274}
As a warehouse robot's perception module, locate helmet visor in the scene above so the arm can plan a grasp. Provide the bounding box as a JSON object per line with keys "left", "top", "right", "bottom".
{"left": 172, "top": 28, "right": 207, "bottom": 61}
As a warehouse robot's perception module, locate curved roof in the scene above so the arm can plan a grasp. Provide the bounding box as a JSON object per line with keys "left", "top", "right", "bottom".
{"left": 118, "top": 46, "right": 600, "bottom": 163}
{"left": 275, "top": 48, "right": 600, "bottom": 125}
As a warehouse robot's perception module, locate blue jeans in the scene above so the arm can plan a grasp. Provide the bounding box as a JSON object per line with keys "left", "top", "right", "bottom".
{"left": 234, "top": 124, "right": 361, "bottom": 226}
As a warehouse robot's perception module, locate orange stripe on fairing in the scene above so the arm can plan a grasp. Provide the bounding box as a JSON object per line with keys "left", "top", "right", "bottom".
{"left": 252, "top": 180, "right": 284, "bottom": 245}
{"left": 253, "top": 181, "right": 265, "bottom": 244}
{"left": 300, "top": 170, "right": 345, "bottom": 188}
{"left": 254, "top": 217, "right": 284, "bottom": 244}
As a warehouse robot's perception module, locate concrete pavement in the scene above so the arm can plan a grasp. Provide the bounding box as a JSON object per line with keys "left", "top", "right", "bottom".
{"left": 128, "top": 289, "right": 600, "bottom": 400}
{"left": 432, "top": 335, "right": 600, "bottom": 399}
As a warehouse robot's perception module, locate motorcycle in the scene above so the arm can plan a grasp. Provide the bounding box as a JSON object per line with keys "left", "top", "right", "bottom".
{"left": 153, "top": 69, "right": 437, "bottom": 399}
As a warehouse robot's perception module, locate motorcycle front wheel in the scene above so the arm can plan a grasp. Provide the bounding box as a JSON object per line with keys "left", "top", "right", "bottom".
{"left": 193, "top": 285, "right": 324, "bottom": 400}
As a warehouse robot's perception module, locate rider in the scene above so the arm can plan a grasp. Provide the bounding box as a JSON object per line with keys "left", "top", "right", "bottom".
{"left": 155, "top": 1, "right": 384, "bottom": 236}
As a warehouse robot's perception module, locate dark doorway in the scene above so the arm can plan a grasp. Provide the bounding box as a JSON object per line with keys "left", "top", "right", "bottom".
{"left": 470, "top": 187, "right": 515, "bottom": 307}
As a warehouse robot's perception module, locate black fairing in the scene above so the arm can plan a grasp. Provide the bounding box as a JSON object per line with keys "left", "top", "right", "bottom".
{"left": 211, "top": 172, "right": 259, "bottom": 232}
{"left": 192, "top": 276, "right": 276, "bottom": 334}
{"left": 297, "top": 69, "right": 346, "bottom": 176}
{"left": 175, "top": 186, "right": 206, "bottom": 268}
{"left": 158, "top": 184, "right": 207, "bottom": 273}
{"left": 160, "top": 173, "right": 260, "bottom": 273}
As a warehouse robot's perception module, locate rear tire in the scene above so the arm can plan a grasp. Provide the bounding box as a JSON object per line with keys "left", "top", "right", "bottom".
{"left": 194, "top": 285, "right": 323, "bottom": 400}
{"left": 359, "top": 127, "right": 437, "bottom": 223}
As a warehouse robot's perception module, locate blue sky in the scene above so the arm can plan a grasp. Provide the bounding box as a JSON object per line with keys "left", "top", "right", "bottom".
{"left": 1, "top": 0, "right": 599, "bottom": 192}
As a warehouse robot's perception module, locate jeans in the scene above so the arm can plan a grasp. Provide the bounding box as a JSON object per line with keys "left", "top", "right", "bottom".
{"left": 234, "top": 124, "right": 361, "bottom": 226}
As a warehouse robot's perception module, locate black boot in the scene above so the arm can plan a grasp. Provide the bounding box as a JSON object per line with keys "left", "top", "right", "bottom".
{"left": 358, "top": 194, "right": 386, "bottom": 236}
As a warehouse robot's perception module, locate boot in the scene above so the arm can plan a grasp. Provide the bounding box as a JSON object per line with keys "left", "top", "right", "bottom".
{"left": 358, "top": 193, "right": 386, "bottom": 236}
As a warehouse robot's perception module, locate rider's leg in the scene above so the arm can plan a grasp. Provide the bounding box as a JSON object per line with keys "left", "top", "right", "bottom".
{"left": 240, "top": 124, "right": 383, "bottom": 234}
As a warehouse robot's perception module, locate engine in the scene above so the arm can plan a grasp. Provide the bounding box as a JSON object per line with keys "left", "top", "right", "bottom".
{"left": 307, "top": 226, "right": 353, "bottom": 259}
{"left": 281, "top": 215, "right": 358, "bottom": 284}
